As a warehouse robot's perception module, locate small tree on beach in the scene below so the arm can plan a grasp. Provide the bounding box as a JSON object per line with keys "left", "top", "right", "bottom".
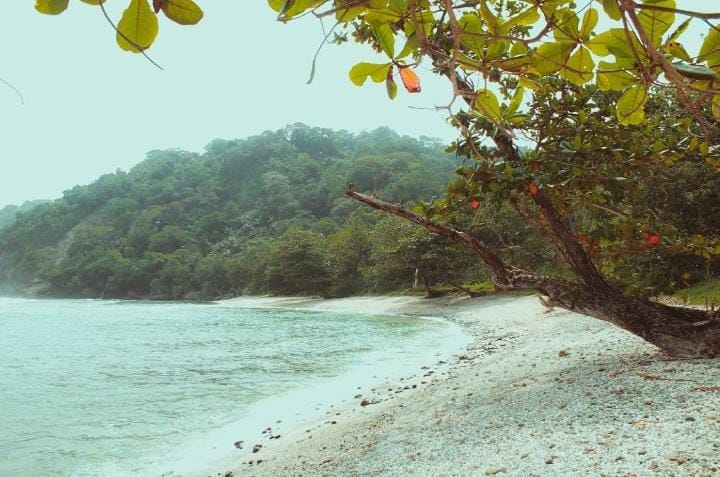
{"left": 36, "top": 0, "right": 720, "bottom": 357}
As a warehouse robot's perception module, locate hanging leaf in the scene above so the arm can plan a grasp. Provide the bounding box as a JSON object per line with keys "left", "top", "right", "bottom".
{"left": 506, "top": 87, "right": 525, "bottom": 116}
{"left": 161, "top": 0, "right": 203, "bottom": 25}
{"left": 616, "top": 84, "right": 647, "bottom": 126}
{"left": 386, "top": 66, "right": 398, "bottom": 100}
{"left": 349, "top": 62, "right": 392, "bottom": 86}
{"left": 373, "top": 23, "right": 395, "bottom": 58}
{"left": 475, "top": 89, "right": 501, "bottom": 120}
{"left": 399, "top": 67, "right": 421, "bottom": 93}
{"left": 672, "top": 62, "right": 718, "bottom": 81}
{"left": 35, "top": 0, "right": 69, "bottom": 15}
{"left": 117, "top": 0, "right": 160, "bottom": 52}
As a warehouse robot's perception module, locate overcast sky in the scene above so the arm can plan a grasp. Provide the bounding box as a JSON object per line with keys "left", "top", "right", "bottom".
{"left": 0, "top": 3, "right": 457, "bottom": 207}
{"left": 0, "top": 2, "right": 713, "bottom": 207}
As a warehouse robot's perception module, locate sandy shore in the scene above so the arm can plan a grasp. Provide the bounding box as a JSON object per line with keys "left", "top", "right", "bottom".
{"left": 215, "top": 294, "right": 720, "bottom": 477}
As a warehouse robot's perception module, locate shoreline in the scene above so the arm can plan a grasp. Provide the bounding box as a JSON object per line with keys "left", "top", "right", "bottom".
{"left": 208, "top": 294, "right": 720, "bottom": 477}
{"left": 178, "top": 295, "right": 471, "bottom": 477}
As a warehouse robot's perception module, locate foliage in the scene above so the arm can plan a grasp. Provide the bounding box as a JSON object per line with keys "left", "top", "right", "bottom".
{"left": 0, "top": 200, "right": 49, "bottom": 230}
{"left": 672, "top": 278, "right": 720, "bottom": 307}
{"left": 0, "top": 126, "right": 487, "bottom": 299}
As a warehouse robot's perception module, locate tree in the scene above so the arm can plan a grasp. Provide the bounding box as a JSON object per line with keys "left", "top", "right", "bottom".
{"left": 28, "top": 1, "right": 720, "bottom": 356}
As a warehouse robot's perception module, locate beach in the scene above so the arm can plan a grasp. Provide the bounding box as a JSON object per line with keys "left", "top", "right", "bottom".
{"left": 217, "top": 294, "right": 720, "bottom": 477}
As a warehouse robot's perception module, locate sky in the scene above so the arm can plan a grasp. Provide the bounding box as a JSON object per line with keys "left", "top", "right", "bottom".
{"left": 0, "top": 2, "right": 457, "bottom": 207}
{"left": 0, "top": 2, "right": 714, "bottom": 207}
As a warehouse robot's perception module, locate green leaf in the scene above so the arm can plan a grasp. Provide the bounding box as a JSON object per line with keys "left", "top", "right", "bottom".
{"left": 458, "top": 13, "right": 486, "bottom": 51}
{"left": 506, "top": 87, "right": 525, "bottom": 116}
{"left": 35, "top": 0, "right": 69, "bottom": 15}
{"left": 616, "top": 84, "right": 648, "bottom": 126}
{"left": 518, "top": 77, "right": 542, "bottom": 90}
{"left": 562, "top": 47, "right": 594, "bottom": 84}
{"left": 533, "top": 42, "right": 574, "bottom": 74}
{"left": 373, "top": 23, "right": 395, "bottom": 58}
{"left": 503, "top": 7, "right": 540, "bottom": 31}
{"left": 479, "top": 0, "right": 499, "bottom": 34}
{"left": 553, "top": 8, "right": 580, "bottom": 43}
{"left": 349, "top": 62, "right": 392, "bottom": 86}
{"left": 117, "top": 0, "right": 159, "bottom": 52}
{"left": 672, "top": 62, "right": 718, "bottom": 81}
{"left": 713, "top": 95, "right": 720, "bottom": 121}
{"left": 396, "top": 34, "right": 419, "bottom": 59}
{"left": 580, "top": 8, "right": 598, "bottom": 38}
{"left": 637, "top": 0, "right": 675, "bottom": 47}
{"left": 667, "top": 41, "right": 691, "bottom": 61}
{"left": 161, "top": 0, "right": 204, "bottom": 25}
{"left": 598, "top": 0, "right": 621, "bottom": 20}
{"left": 475, "top": 89, "right": 502, "bottom": 120}
{"left": 386, "top": 75, "right": 398, "bottom": 100}
{"left": 270, "top": 0, "right": 323, "bottom": 20}
{"left": 587, "top": 28, "right": 644, "bottom": 60}
{"left": 700, "top": 25, "right": 720, "bottom": 67}
{"left": 597, "top": 61, "right": 635, "bottom": 91}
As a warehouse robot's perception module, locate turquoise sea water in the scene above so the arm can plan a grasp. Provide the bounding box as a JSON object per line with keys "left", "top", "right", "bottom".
{"left": 0, "top": 297, "right": 466, "bottom": 477}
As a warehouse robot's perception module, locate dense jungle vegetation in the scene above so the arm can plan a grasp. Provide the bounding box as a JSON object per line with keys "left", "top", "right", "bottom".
{"left": 0, "top": 125, "right": 529, "bottom": 299}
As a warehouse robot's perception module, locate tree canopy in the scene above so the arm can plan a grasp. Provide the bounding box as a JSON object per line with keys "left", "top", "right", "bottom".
{"left": 0, "top": 126, "right": 503, "bottom": 299}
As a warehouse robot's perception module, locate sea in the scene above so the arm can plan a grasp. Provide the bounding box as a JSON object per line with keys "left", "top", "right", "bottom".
{"left": 0, "top": 297, "right": 467, "bottom": 476}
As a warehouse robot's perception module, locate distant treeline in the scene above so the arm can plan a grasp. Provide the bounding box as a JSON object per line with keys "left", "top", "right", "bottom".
{"left": 0, "top": 125, "right": 516, "bottom": 299}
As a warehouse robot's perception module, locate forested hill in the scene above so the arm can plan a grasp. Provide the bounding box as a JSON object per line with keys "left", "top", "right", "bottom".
{"left": 0, "top": 200, "right": 49, "bottom": 230}
{"left": 0, "top": 125, "right": 471, "bottom": 299}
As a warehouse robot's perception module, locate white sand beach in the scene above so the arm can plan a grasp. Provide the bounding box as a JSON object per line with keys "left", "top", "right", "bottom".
{"left": 216, "top": 294, "right": 720, "bottom": 477}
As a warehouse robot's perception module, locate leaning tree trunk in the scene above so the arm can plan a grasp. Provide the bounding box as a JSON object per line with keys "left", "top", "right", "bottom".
{"left": 346, "top": 186, "right": 720, "bottom": 358}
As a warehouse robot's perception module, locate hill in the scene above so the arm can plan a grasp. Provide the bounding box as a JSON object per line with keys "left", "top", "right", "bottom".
{"left": 0, "top": 125, "right": 480, "bottom": 299}
{"left": 0, "top": 200, "right": 49, "bottom": 230}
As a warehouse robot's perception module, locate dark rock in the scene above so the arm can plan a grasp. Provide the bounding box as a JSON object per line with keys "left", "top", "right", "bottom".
{"left": 252, "top": 444, "right": 263, "bottom": 453}
{"left": 234, "top": 440, "right": 243, "bottom": 449}
{"left": 361, "top": 399, "right": 371, "bottom": 406}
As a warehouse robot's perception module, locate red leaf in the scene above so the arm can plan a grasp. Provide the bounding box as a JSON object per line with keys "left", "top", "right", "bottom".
{"left": 531, "top": 162, "right": 542, "bottom": 172}
{"left": 527, "top": 182, "right": 538, "bottom": 196}
{"left": 399, "top": 67, "right": 421, "bottom": 93}
{"left": 469, "top": 199, "right": 480, "bottom": 209}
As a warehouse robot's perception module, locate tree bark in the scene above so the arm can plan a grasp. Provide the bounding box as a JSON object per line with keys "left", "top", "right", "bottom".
{"left": 346, "top": 186, "right": 720, "bottom": 358}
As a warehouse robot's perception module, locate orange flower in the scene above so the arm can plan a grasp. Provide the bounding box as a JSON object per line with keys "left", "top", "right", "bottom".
{"left": 399, "top": 67, "right": 421, "bottom": 93}
{"left": 527, "top": 182, "right": 538, "bottom": 196}
{"left": 469, "top": 199, "right": 480, "bottom": 209}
